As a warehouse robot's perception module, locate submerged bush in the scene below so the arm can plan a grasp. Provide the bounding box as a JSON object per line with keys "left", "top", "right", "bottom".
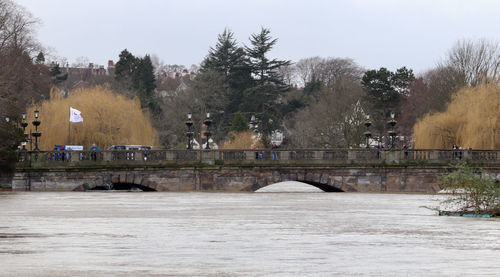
{"left": 439, "top": 164, "right": 499, "bottom": 215}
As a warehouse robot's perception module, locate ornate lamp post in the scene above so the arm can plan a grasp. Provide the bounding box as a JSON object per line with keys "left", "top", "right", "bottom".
{"left": 364, "top": 115, "right": 372, "bottom": 149}
{"left": 20, "top": 113, "right": 29, "bottom": 150}
{"left": 31, "top": 110, "right": 42, "bottom": 151}
{"left": 185, "top": 113, "right": 194, "bottom": 149}
{"left": 387, "top": 111, "right": 397, "bottom": 149}
{"left": 203, "top": 112, "right": 212, "bottom": 149}
{"left": 250, "top": 115, "right": 258, "bottom": 132}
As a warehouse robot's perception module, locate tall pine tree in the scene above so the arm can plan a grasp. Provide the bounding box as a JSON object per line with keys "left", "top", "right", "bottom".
{"left": 115, "top": 49, "right": 137, "bottom": 84}
{"left": 245, "top": 27, "right": 291, "bottom": 86}
{"left": 241, "top": 28, "right": 291, "bottom": 137}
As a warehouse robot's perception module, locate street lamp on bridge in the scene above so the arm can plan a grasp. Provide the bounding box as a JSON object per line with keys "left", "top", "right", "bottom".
{"left": 364, "top": 115, "right": 372, "bottom": 148}
{"left": 31, "top": 110, "right": 42, "bottom": 151}
{"left": 203, "top": 113, "right": 212, "bottom": 149}
{"left": 185, "top": 113, "right": 194, "bottom": 149}
{"left": 20, "top": 112, "right": 29, "bottom": 150}
{"left": 184, "top": 112, "right": 215, "bottom": 150}
{"left": 387, "top": 111, "right": 397, "bottom": 149}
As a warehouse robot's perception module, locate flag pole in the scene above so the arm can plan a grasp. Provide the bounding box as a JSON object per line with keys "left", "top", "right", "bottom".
{"left": 68, "top": 107, "right": 71, "bottom": 145}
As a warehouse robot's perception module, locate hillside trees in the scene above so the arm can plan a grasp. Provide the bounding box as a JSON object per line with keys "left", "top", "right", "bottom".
{"left": 0, "top": 0, "right": 50, "bottom": 171}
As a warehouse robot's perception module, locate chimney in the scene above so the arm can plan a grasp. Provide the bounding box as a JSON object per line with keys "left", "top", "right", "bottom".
{"left": 108, "top": 60, "right": 114, "bottom": 67}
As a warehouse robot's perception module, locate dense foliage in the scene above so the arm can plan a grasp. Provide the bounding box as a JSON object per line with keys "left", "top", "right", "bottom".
{"left": 439, "top": 164, "right": 499, "bottom": 216}
{"left": 414, "top": 85, "right": 500, "bottom": 149}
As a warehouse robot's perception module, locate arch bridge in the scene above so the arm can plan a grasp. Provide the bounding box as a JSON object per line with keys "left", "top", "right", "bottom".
{"left": 10, "top": 149, "right": 500, "bottom": 192}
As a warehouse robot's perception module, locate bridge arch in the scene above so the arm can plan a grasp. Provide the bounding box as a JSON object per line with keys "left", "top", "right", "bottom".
{"left": 255, "top": 181, "right": 343, "bottom": 192}
{"left": 242, "top": 171, "right": 345, "bottom": 192}
{"left": 72, "top": 173, "right": 157, "bottom": 191}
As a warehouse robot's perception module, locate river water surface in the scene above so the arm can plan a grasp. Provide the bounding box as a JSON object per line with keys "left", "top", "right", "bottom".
{"left": 0, "top": 183, "right": 499, "bottom": 276}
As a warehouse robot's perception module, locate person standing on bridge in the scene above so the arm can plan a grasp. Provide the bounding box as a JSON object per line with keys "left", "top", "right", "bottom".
{"left": 90, "top": 143, "right": 99, "bottom": 161}
{"left": 271, "top": 142, "right": 279, "bottom": 160}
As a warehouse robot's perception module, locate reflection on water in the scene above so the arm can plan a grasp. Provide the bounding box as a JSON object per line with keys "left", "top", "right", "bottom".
{"left": 0, "top": 185, "right": 499, "bottom": 276}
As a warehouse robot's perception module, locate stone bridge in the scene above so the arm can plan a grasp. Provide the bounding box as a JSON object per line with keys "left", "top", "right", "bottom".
{"left": 8, "top": 149, "right": 500, "bottom": 192}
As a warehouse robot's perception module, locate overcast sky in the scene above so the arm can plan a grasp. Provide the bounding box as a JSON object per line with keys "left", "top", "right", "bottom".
{"left": 15, "top": 0, "right": 500, "bottom": 74}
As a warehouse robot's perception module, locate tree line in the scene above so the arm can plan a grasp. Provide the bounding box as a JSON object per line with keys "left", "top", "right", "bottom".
{"left": 2, "top": 0, "right": 500, "bottom": 174}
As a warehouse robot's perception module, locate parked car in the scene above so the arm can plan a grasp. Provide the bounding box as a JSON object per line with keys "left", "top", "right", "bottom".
{"left": 107, "top": 145, "right": 152, "bottom": 150}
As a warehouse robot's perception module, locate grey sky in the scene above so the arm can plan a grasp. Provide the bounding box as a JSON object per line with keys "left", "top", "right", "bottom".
{"left": 15, "top": 0, "right": 500, "bottom": 74}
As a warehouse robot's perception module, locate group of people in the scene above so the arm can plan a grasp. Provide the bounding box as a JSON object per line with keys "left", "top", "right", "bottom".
{"left": 50, "top": 143, "right": 100, "bottom": 161}
{"left": 253, "top": 142, "right": 280, "bottom": 160}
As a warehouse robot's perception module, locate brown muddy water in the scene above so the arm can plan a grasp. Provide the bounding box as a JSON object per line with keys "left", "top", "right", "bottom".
{"left": 0, "top": 183, "right": 498, "bottom": 276}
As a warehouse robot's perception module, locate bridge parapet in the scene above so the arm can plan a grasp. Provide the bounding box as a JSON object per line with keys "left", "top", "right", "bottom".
{"left": 16, "top": 149, "right": 500, "bottom": 169}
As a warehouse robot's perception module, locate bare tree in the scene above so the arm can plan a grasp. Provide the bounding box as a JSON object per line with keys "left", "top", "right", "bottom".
{"left": 276, "top": 63, "right": 295, "bottom": 86}
{"left": 293, "top": 56, "right": 363, "bottom": 88}
{"left": 316, "top": 57, "right": 364, "bottom": 88}
{"left": 71, "top": 56, "right": 90, "bottom": 67}
{"left": 294, "top": 56, "right": 322, "bottom": 86}
{"left": 444, "top": 39, "right": 500, "bottom": 86}
{"left": 284, "top": 79, "right": 366, "bottom": 148}
{"left": 0, "top": 0, "right": 40, "bottom": 55}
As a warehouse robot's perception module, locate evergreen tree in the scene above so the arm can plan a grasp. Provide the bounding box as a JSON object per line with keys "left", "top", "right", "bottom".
{"left": 50, "top": 64, "right": 68, "bottom": 84}
{"left": 245, "top": 27, "right": 291, "bottom": 86}
{"left": 201, "top": 28, "right": 246, "bottom": 77}
{"left": 114, "top": 50, "right": 161, "bottom": 116}
{"left": 230, "top": 112, "right": 249, "bottom": 132}
{"left": 361, "top": 67, "right": 415, "bottom": 138}
{"left": 361, "top": 67, "right": 414, "bottom": 114}
{"left": 200, "top": 29, "right": 253, "bottom": 113}
{"left": 133, "top": 55, "right": 160, "bottom": 115}
{"left": 303, "top": 74, "right": 322, "bottom": 95}
{"left": 115, "top": 49, "right": 137, "bottom": 82}
{"left": 35, "top": 52, "right": 45, "bottom": 64}
{"left": 239, "top": 28, "right": 291, "bottom": 136}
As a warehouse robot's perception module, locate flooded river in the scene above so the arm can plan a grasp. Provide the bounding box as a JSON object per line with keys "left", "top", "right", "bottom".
{"left": 0, "top": 183, "right": 499, "bottom": 276}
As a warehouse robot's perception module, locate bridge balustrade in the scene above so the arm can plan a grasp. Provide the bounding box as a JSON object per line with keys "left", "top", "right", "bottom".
{"left": 46, "top": 151, "right": 72, "bottom": 162}
{"left": 16, "top": 149, "right": 500, "bottom": 168}
{"left": 112, "top": 151, "right": 135, "bottom": 161}
{"left": 403, "top": 150, "right": 431, "bottom": 161}
{"left": 219, "top": 150, "right": 247, "bottom": 161}
{"left": 471, "top": 150, "right": 497, "bottom": 161}
{"left": 352, "top": 149, "right": 380, "bottom": 161}
{"left": 78, "top": 151, "right": 103, "bottom": 161}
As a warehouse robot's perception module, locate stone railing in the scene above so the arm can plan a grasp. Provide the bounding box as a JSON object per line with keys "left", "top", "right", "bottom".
{"left": 16, "top": 149, "right": 500, "bottom": 169}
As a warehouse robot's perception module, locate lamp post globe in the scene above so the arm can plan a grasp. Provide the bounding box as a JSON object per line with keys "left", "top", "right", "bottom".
{"left": 185, "top": 113, "right": 194, "bottom": 149}
{"left": 364, "top": 115, "right": 372, "bottom": 149}
{"left": 203, "top": 113, "right": 212, "bottom": 149}
{"left": 387, "top": 111, "right": 397, "bottom": 149}
{"left": 20, "top": 113, "right": 29, "bottom": 150}
{"left": 31, "top": 110, "right": 42, "bottom": 151}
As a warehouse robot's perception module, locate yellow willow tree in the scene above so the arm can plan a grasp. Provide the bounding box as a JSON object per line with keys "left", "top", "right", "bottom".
{"left": 414, "top": 85, "right": 500, "bottom": 149}
{"left": 220, "top": 131, "right": 264, "bottom": 149}
{"left": 26, "top": 86, "right": 157, "bottom": 150}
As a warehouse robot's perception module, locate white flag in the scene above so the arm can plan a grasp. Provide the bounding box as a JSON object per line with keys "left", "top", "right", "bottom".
{"left": 69, "top": 107, "right": 83, "bottom": 122}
